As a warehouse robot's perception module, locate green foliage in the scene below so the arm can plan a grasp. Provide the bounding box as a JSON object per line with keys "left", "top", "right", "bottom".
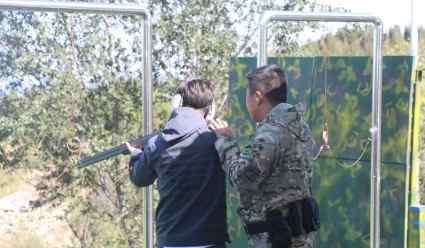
{"left": 0, "top": 7, "right": 148, "bottom": 248}
{"left": 8, "top": 2, "right": 421, "bottom": 248}
{"left": 0, "top": 0, "right": 314, "bottom": 247}
{"left": 297, "top": 24, "right": 425, "bottom": 69}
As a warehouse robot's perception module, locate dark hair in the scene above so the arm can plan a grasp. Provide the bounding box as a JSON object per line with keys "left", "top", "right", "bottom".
{"left": 246, "top": 64, "right": 288, "bottom": 105}
{"left": 177, "top": 79, "right": 214, "bottom": 109}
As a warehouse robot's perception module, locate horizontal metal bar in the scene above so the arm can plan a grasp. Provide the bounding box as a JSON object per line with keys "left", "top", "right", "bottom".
{"left": 0, "top": 0, "right": 149, "bottom": 17}
{"left": 258, "top": 11, "right": 382, "bottom": 67}
{"left": 260, "top": 11, "right": 382, "bottom": 27}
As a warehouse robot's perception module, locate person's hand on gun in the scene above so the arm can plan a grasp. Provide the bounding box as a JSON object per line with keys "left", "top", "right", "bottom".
{"left": 126, "top": 142, "right": 144, "bottom": 175}
{"left": 208, "top": 119, "right": 233, "bottom": 137}
{"left": 126, "top": 142, "right": 143, "bottom": 158}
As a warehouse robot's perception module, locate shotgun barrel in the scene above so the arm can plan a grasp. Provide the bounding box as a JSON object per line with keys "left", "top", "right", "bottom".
{"left": 78, "top": 133, "right": 157, "bottom": 168}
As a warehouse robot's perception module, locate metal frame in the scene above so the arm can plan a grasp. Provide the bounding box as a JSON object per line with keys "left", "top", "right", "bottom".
{"left": 258, "top": 11, "right": 383, "bottom": 248}
{"left": 0, "top": 1, "right": 153, "bottom": 248}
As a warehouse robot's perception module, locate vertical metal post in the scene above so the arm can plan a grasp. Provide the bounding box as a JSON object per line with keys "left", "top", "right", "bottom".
{"left": 371, "top": 22, "right": 383, "bottom": 248}
{"left": 258, "top": 11, "right": 384, "bottom": 248}
{"left": 143, "top": 13, "right": 154, "bottom": 248}
{"left": 258, "top": 17, "right": 267, "bottom": 67}
{"left": 0, "top": 1, "right": 154, "bottom": 248}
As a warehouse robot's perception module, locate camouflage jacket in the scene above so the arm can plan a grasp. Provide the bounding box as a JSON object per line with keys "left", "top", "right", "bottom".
{"left": 215, "top": 103, "right": 316, "bottom": 247}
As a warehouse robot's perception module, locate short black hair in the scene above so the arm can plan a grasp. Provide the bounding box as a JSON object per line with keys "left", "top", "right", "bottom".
{"left": 246, "top": 64, "right": 288, "bottom": 105}
{"left": 177, "top": 79, "right": 214, "bottom": 109}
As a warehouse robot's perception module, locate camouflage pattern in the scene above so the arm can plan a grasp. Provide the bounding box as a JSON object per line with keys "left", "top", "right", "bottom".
{"left": 227, "top": 56, "right": 413, "bottom": 248}
{"left": 215, "top": 102, "right": 317, "bottom": 248}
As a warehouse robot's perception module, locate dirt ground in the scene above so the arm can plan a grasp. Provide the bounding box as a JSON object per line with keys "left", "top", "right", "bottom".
{"left": 0, "top": 169, "right": 75, "bottom": 248}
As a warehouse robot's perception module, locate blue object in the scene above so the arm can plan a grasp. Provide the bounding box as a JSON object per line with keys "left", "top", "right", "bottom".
{"left": 129, "top": 107, "right": 228, "bottom": 247}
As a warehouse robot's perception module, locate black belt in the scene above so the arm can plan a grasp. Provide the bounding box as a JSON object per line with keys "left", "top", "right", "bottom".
{"left": 244, "top": 197, "right": 320, "bottom": 238}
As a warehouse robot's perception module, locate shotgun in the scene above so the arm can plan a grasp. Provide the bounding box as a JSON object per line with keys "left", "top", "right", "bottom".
{"left": 78, "top": 93, "right": 215, "bottom": 168}
{"left": 78, "top": 133, "right": 157, "bottom": 168}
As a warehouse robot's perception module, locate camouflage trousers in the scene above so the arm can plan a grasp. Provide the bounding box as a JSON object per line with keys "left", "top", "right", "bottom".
{"left": 248, "top": 232, "right": 315, "bottom": 248}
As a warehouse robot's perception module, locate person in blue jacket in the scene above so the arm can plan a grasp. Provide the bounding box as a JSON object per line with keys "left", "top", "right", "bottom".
{"left": 127, "top": 79, "right": 229, "bottom": 248}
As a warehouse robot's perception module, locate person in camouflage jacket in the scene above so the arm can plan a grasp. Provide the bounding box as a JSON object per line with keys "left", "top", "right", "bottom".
{"left": 209, "top": 64, "right": 317, "bottom": 248}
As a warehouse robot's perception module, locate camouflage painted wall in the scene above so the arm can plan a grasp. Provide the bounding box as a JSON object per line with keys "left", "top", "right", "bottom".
{"left": 227, "top": 56, "right": 413, "bottom": 248}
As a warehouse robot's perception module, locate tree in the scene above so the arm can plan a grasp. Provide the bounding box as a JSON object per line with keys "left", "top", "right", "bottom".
{"left": 0, "top": 0, "right": 316, "bottom": 247}
{"left": 297, "top": 23, "right": 425, "bottom": 70}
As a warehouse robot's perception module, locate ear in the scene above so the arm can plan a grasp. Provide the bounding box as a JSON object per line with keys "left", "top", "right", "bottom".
{"left": 254, "top": 90, "right": 264, "bottom": 105}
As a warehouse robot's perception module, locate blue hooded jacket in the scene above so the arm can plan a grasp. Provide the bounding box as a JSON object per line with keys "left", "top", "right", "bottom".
{"left": 129, "top": 107, "right": 228, "bottom": 247}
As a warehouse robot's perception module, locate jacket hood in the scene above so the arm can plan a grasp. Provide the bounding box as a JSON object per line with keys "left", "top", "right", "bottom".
{"left": 265, "top": 102, "right": 311, "bottom": 141}
{"left": 161, "top": 107, "right": 206, "bottom": 142}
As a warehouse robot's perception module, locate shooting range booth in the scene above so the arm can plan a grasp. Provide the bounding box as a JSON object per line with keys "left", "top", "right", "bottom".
{"left": 1, "top": 1, "right": 424, "bottom": 248}
{"left": 227, "top": 11, "right": 421, "bottom": 248}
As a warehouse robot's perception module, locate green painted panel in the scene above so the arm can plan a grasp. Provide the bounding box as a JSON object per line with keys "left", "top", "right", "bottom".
{"left": 227, "top": 56, "right": 413, "bottom": 247}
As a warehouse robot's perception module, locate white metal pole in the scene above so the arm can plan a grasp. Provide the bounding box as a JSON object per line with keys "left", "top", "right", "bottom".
{"left": 143, "top": 12, "right": 154, "bottom": 248}
{"left": 371, "top": 22, "right": 384, "bottom": 248}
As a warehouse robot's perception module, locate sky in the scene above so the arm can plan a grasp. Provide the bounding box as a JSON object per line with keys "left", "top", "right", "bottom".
{"left": 316, "top": 0, "right": 425, "bottom": 29}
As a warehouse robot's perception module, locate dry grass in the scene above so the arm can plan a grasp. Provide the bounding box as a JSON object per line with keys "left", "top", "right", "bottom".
{"left": 0, "top": 169, "right": 31, "bottom": 198}
{"left": 0, "top": 220, "right": 46, "bottom": 248}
